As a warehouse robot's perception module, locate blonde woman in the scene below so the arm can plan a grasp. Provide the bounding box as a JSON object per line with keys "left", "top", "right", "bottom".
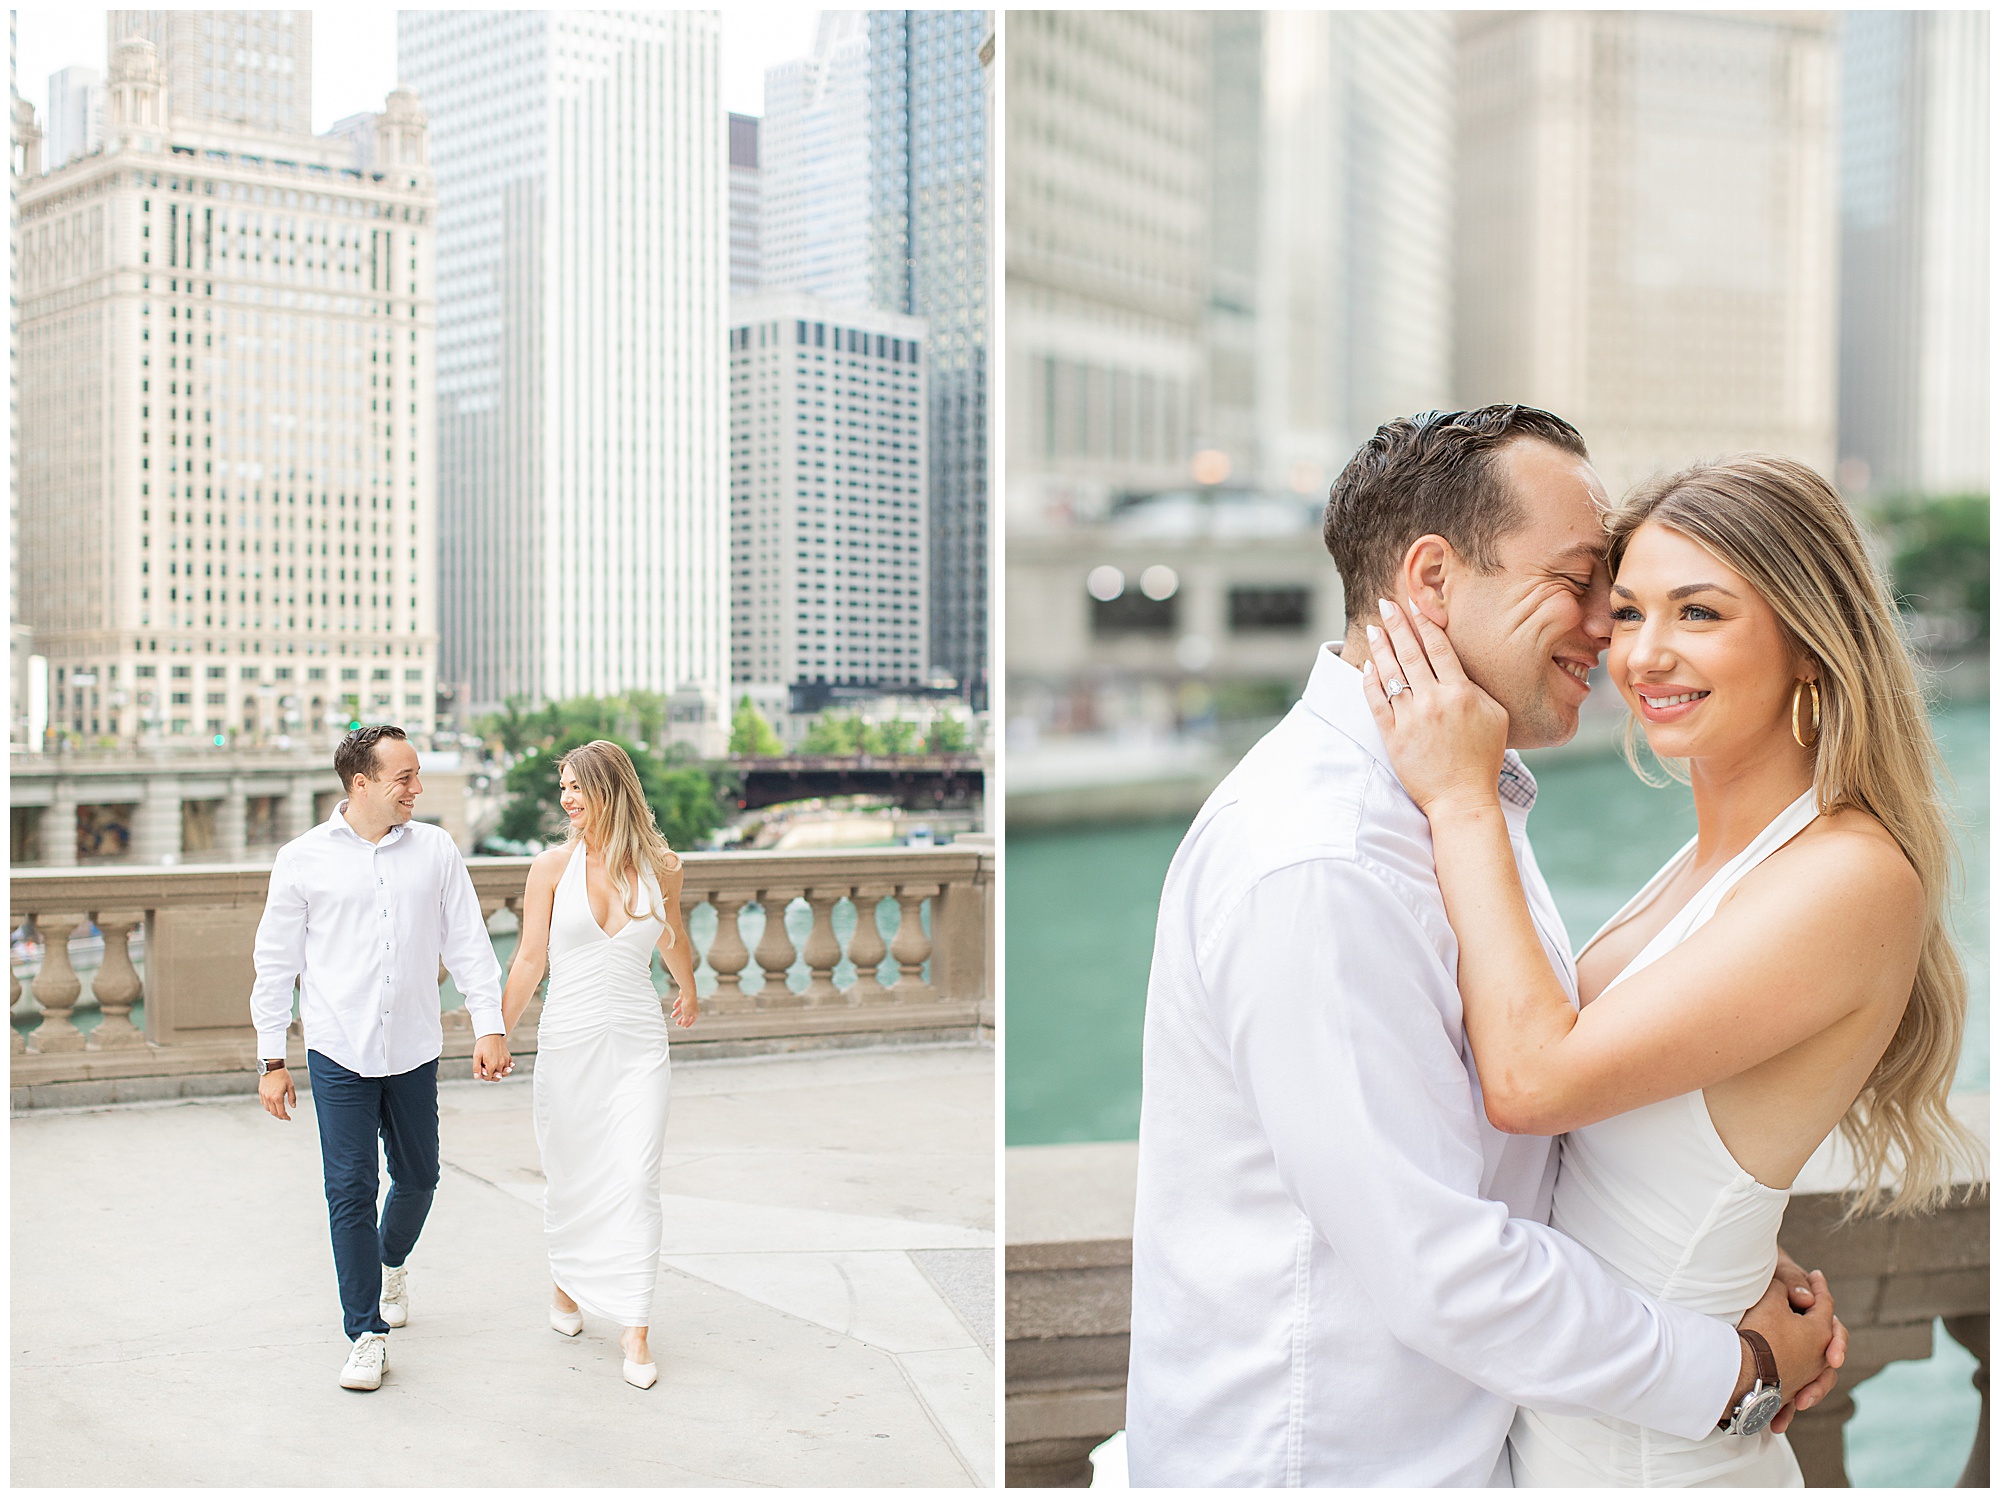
{"left": 499, "top": 739, "right": 698, "bottom": 1389}
{"left": 1362, "top": 453, "right": 1971, "bottom": 1485}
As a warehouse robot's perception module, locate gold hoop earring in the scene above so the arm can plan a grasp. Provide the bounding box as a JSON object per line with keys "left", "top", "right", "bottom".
{"left": 1791, "top": 680, "right": 1821, "bottom": 750}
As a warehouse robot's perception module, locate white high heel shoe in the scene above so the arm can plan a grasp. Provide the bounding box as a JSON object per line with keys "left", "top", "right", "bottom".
{"left": 549, "top": 1296, "right": 583, "bottom": 1337}
{"left": 621, "top": 1332, "right": 657, "bottom": 1389}
{"left": 622, "top": 1358, "right": 658, "bottom": 1390}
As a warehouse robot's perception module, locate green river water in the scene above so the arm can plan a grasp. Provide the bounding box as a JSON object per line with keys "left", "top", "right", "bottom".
{"left": 1006, "top": 701, "right": 1988, "bottom": 1486}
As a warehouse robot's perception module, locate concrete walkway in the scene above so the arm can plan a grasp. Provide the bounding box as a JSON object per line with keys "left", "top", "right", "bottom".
{"left": 12, "top": 1043, "right": 994, "bottom": 1487}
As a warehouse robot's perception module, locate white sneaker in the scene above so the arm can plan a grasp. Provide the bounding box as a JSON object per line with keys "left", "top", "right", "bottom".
{"left": 380, "top": 1265, "right": 409, "bottom": 1328}
{"left": 340, "top": 1332, "right": 389, "bottom": 1391}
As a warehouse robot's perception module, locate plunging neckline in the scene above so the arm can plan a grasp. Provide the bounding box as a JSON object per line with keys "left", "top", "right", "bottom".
{"left": 571, "top": 845, "right": 636, "bottom": 941}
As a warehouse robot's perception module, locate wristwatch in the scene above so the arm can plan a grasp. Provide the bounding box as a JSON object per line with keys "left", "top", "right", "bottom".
{"left": 254, "top": 1057, "right": 288, "bottom": 1075}
{"left": 1721, "top": 1328, "right": 1783, "bottom": 1437}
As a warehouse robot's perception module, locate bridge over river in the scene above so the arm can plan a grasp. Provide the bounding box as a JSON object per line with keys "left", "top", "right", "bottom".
{"left": 731, "top": 753, "right": 985, "bottom": 812}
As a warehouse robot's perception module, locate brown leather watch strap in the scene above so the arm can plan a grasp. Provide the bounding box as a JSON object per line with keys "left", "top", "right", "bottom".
{"left": 1739, "top": 1327, "right": 1779, "bottom": 1392}
{"left": 259, "top": 1057, "right": 287, "bottom": 1073}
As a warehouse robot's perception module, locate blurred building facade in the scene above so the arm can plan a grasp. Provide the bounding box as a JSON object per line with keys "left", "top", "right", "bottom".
{"left": 1006, "top": 10, "right": 1210, "bottom": 529}
{"left": 760, "top": 11, "right": 873, "bottom": 308}
{"left": 729, "top": 111, "right": 761, "bottom": 299}
{"left": 1454, "top": 11, "right": 1840, "bottom": 495}
{"left": 47, "top": 66, "right": 104, "bottom": 169}
{"left": 399, "top": 12, "right": 728, "bottom": 749}
{"left": 1837, "top": 10, "right": 1989, "bottom": 499}
{"left": 106, "top": 10, "right": 312, "bottom": 138}
{"left": 729, "top": 294, "right": 930, "bottom": 697}
{"left": 870, "top": 9, "right": 991, "bottom": 706}
{"left": 14, "top": 32, "right": 439, "bottom": 746}
{"left": 1208, "top": 12, "right": 1455, "bottom": 502}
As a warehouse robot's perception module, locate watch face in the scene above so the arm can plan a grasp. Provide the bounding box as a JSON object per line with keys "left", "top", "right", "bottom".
{"left": 1735, "top": 1386, "right": 1783, "bottom": 1438}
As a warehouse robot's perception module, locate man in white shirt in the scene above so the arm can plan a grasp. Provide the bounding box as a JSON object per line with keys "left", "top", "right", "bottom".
{"left": 251, "top": 724, "right": 510, "bottom": 1391}
{"left": 1127, "top": 406, "right": 1841, "bottom": 1485}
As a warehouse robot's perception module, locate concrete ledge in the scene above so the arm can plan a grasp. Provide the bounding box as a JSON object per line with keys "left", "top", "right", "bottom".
{"left": 1005, "top": 1107, "right": 1991, "bottom": 1489}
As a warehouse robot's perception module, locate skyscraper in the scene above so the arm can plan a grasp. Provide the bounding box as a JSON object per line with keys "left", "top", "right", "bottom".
{"left": 1455, "top": 11, "right": 1839, "bottom": 494}
{"left": 1837, "top": 10, "right": 1989, "bottom": 498}
{"left": 399, "top": 12, "right": 728, "bottom": 746}
{"left": 47, "top": 66, "right": 104, "bottom": 169}
{"left": 728, "top": 111, "right": 761, "bottom": 299}
{"left": 760, "top": 12, "right": 872, "bottom": 307}
{"left": 1005, "top": 12, "right": 1207, "bottom": 512}
{"left": 106, "top": 10, "right": 312, "bottom": 137}
{"left": 1205, "top": 12, "right": 1454, "bottom": 497}
{"left": 14, "top": 35, "right": 439, "bottom": 744}
{"left": 729, "top": 295, "right": 929, "bottom": 697}
{"left": 870, "top": 10, "right": 990, "bottom": 704}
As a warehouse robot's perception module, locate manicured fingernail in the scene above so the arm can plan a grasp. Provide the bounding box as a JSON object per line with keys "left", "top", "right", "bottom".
{"left": 1366, "top": 624, "right": 1382, "bottom": 643}
{"left": 1377, "top": 598, "right": 1395, "bottom": 619}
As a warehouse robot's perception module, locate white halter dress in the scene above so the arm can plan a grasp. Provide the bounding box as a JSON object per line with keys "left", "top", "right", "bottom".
{"left": 1508, "top": 791, "right": 1820, "bottom": 1488}
{"left": 533, "top": 846, "right": 675, "bottom": 1326}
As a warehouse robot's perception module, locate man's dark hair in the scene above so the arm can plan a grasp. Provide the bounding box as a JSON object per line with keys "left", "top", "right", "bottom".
{"left": 1322, "top": 404, "right": 1589, "bottom": 626}
{"left": 334, "top": 723, "right": 409, "bottom": 789}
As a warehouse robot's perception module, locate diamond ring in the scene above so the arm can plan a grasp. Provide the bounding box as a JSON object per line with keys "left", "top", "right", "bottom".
{"left": 1385, "top": 678, "right": 1408, "bottom": 699}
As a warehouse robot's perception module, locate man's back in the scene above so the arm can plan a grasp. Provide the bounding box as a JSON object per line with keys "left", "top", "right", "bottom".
{"left": 1127, "top": 647, "right": 1574, "bottom": 1485}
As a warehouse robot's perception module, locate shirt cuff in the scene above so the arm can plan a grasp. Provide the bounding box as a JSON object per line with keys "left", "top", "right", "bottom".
{"left": 257, "top": 1030, "right": 291, "bottom": 1061}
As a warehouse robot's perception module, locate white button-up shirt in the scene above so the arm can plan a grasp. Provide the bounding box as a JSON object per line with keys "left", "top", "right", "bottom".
{"left": 249, "top": 802, "right": 505, "bottom": 1076}
{"left": 1126, "top": 645, "right": 1740, "bottom": 1487}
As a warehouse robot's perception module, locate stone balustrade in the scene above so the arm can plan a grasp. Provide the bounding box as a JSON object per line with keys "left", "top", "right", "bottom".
{"left": 1005, "top": 1104, "right": 1990, "bottom": 1488}
{"left": 10, "top": 840, "right": 993, "bottom": 1109}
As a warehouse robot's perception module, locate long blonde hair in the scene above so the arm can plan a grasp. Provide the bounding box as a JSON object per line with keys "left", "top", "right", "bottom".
{"left": 1607, "top": 454, "right": 1974, "bottom": 1216}
{"left": 559, "top": 740, "right": 682, "bottom": 936}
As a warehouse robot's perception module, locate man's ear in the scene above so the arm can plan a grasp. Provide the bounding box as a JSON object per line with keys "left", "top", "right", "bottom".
{"left": 1398, "top": 535, "right": 1453, "bottom": 629}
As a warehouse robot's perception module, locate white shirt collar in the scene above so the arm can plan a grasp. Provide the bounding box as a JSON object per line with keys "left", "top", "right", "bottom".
{"left": 331, "top": 798, "right": 410, "bottom": 847}
{"left": 1300, "top": 640, "right": 1538, "bottom": 815}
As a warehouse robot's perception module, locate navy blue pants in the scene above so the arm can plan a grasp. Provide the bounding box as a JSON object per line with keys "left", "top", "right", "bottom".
{"left": 307, "top": 1051, "right": 440, "bottom": 1341}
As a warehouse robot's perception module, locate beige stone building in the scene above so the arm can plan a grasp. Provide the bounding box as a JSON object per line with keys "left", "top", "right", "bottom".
{"left": 106, "top": 10, "right": 312, "bottom": 138}
{"left": 14, "top": 34, "right": 437, "bottom": 747}
{"left": 1455, "top": 11, "right": 1839, "bottom": 496}
{"left": 1006, "top": 9, "right": 1211, "bottom": 529}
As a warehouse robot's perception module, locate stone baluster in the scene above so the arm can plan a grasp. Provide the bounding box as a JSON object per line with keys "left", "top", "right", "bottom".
{"left": 799, "top": 888, "right": 847, "bottom": 1006}
{"left": 847, "top": 885, "right": 894, "bottom": 1004}
{"left": 26, "top": 913, "right": 88, "bottom": 1052}
{"left": 1945, "top": 1314, "right": 1990, "bottom": 1487}
{"left": 753, "top": 888, "right": 803, "bottom": 1008}
{"left": 87, "top": 910, "right": 147, "bottom": 1049}
{"left": 889, "top": 884, "right": 938, "bottom": 1003}
{"left": 701, "top": 892, "right": 756, "bottom": 1015}
{"left": 10, "top": 910, "right": 26, "bottom": 1054}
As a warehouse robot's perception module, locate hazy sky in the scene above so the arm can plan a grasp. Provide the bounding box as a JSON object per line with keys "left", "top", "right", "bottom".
{"left": 16, "top": 7, "right": 827, "bottom": 135}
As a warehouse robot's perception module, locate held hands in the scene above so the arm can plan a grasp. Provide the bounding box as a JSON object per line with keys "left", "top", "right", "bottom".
{"left": 258, "top": 1065, "right": 297, "bottom": 1121}
{"left": 472, "top": 1033, "right": 514, "bottom": 1081}
{"left": 1358, "top": 598, "right": 1510, "bottom": 816}
{"left": 1737, "top": 1265, "right": 1845, "bottom": 1431}
{"left": 669, "top": 985, "right": 699, "bottom": 1029}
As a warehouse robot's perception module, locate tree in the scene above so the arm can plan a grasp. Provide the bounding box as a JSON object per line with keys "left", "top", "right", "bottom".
{"left": 622, "top": 689, "right": 668, "bottom": 748}
{"left": 1874, "top": 492, "right": 1990, "bottom": 639}
{"left": 493, "top": 729, "right": 729, "bottom": 851}
{"left": 925, "top": 715, "right": 969, "bottom": 753}
{"left": 876, "top": 717, "right": 919, "bottom": 755}
{"left": 729, "top": 695, "right": 785, "bottom": 756}
{"left": 801, "top": 713, "right": 861, "bottom": 755}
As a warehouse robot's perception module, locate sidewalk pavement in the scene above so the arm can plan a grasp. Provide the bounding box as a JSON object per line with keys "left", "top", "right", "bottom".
{"left": 12, "top": 1042, "right": 994, "bottom": 1487}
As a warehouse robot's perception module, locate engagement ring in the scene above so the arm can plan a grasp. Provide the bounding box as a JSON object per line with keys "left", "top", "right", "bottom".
{"left": 1385, "top": 679, "right": 1408, "bottom": 699}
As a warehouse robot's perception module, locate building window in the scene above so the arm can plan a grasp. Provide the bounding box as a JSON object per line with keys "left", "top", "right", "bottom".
{"left": 1228, "top": 586, "right": 1311, "bottom": 633}
{"left": 1092, "top": 593, "right": 1178, "bottom": 637}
